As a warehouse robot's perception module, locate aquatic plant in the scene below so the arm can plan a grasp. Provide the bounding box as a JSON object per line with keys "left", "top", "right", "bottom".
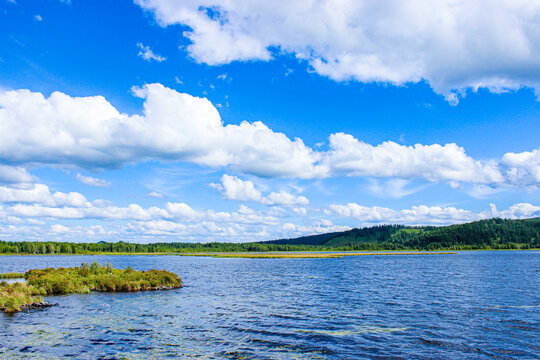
{"left": 25, "top": 261, "right": 182, "bottom": 295}
{"left": 0, "top": 282, "right": 46, "bottom": 313}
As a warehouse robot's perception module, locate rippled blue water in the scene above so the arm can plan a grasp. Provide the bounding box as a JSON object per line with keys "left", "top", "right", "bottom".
{"left": 0, "top": 251, "right": 539, "bottom": 359}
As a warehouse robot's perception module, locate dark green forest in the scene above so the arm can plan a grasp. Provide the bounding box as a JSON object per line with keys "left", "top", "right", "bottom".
{"left": 0, "top": 217, "right": 538, "bottom": 255}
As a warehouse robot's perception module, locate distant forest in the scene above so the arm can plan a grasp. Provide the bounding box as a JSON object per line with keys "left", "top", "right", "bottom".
{"left": 0, "top": 217, "right": 538, "bottom": 255}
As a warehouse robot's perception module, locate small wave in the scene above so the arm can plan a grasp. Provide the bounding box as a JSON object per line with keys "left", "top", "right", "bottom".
{"left": 296, "top": 326, "right": 408, "bottom": 336}
{"left": 493, "top": 305, "right": 540, "bottom": 309}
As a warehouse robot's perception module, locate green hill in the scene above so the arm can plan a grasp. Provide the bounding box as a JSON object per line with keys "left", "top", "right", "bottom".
{"left": 0, "top": 218, "right": 538, "bottom": 254}
{"left": 263, "top": 218, "right": 540, "bottom": 250}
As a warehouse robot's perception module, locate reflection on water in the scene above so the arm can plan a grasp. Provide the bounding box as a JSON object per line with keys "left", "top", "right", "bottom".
{"left": 0, "top": 251, "right": 539, "bottom": 359}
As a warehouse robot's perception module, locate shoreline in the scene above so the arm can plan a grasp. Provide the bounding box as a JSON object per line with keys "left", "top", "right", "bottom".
{"left": 0, "top": 249, "right": 537, "bottom": 258}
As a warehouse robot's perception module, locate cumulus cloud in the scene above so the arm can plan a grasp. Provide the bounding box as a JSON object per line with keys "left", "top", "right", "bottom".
{"left": 0, "top": 165, "right": 35, "bottom": 185}
{"left": 0, "top": 182, "right": 279, "bottom": 225}
{"left": 329, "top": 202, "right": 540, "bottom": 226}
{"left": 126, "top": 220, "right": 268, "bottom": 240}
{"left": 0, "top": 84, "right": 324, "bottom": 178}
{"left": 0, "top": 84, "right": 539, "bottom": 188}
{"left": 0, "top": 183, "right": 87, "bottom": 207}
{"left": 212, "top": 174, "right": 309, "bottom": 206}
{"left": 490, "top": 202, "right": 540, "bottom": 219}
{"left": 0, "top": 180, "right": 537, "bottom": 242}
{"left": 76, "top": 173, "right": 111, "bottom": 187}
{"left": 211, "top": 174, "right": 264, "bottom": 203}
{"left": 280, "top": 219, "right": 351, "bottom": 237}
{"left": 327, "top": 133, "right": 503, "bottom": 184}
{"left": 135, "top": 0, "right": 540, "bottom": 102}
{"left": 500, "top": 148, "right": 540, "bottom": 187}
{"left": 137, "top": 43, "right": 166, "bottom": 62}
{"left": 265, "top": 191, "right": 309, "bottom": 207}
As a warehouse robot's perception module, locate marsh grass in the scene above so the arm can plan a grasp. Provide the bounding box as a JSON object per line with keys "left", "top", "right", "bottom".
{"left": 0, "top": 272, "right": 24, "bottom": 279}
{"left": 1, "top": 262, "right": 182, "bottom": 313}
{"left": 25, "top": 262, "right": 182, "bottom": 295}
{"left": 0, "top": 282, "right": 46, "bottom": 313}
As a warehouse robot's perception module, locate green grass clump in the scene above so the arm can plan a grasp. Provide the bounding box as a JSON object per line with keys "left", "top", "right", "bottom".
{"left": 0, "top": 272, "right": 25, "bottom": 279}
{"left": 0, "top": 282, "right": 46, "bottom": 313}
{"left": 25, "top": 261, "right": 182, "bottom": 295}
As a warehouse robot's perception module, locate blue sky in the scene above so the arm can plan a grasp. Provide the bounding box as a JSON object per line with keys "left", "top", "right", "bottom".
{"left": 0, "top": 0, "right": 539, "bottom": 242}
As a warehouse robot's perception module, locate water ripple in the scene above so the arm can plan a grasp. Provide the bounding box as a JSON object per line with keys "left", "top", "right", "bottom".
{"left": 0, "top": 251, "right": 538, "bottom": 359}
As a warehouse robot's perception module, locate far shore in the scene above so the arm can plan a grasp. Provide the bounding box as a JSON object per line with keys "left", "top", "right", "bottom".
{"left": 1, "top": 249, "right": 538, "bottom": 258}
{"left": 179, "top": 251, "right": 459, "bottom": 258}
{"left": 1, "top": 249, "right": 539, "bottom": 257}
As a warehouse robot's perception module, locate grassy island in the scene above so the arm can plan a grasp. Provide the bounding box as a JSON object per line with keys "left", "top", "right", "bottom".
{"left": 0, "top": 272, "right": 25, "bottom": 279}
{"left": 0, "top": 282, "right": 47, "bottom": 313}
{"left": 0, "top": 262, "right": 182, "bottom": 313}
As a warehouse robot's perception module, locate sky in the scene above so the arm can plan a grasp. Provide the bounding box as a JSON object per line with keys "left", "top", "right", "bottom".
{"left": 0, "top": 0, "right": 539, "bottom": 243}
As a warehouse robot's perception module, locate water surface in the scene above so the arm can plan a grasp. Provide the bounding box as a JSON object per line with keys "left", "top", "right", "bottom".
{"left": 1, "top": 251, "right": 538, "bottom": 359}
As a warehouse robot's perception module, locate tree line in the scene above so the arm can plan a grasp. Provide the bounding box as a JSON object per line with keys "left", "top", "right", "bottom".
{"left": 0, "top": 217, "right": 538, "bottom": 254}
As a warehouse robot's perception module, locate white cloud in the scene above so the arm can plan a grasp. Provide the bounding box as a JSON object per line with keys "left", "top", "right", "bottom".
{"left": 34, "top": 14, "right": 42, "bottom": 22}
{"left": 137, "top": 43, "right": 166, "bottom": 62}
{"left": 0, "top": 183, "right": 87, "bottom": 207}
{"left": 291, "top": 207, "right": 307, "bottom": 216}
{"left": 147, "top": 191, "right": 163, "bottom": 198}
{"left": 280, "top": 220, "right": 351, "bottom": 237}
{"left": 491, "top": 202, "right": 540, "bottom": 219}
{"left": 1, "top": 200, "right": 280, "bottom": 242}
{"left": 135, "top": 0, "right": 540, "bottom": 102}
{"left": 51, "top": 224, "right": 69, "bottom": 233}
{"left": 368, "top": 178, "right": 428, "bottom": 199}
{"left": 211, "top": 174, "right": 263, "bottom": 202}
{"left": 217, "top": 73, "right": 232, "bottom": 82}
{"left": 266, "top": 191, "right": 309, "bottom": 207}
{"left": 26, "top": 218, "right": 45, "bottom": 225}
{"left": 126, "top": 220, "right": 264, "bottom": 240}
{"left": 0, "top": 84, "right": 323, "bottom": 178}
{"left": 0, "top": 165, "right": 34, "bottom": 185}
{"left": 327, "top": 133, "right": 503, "bottom": 184}
{"left": 212, "top": 174, "right": 309, "bottom": 206}
{"left": 0, "top": 182, "right": 279, "bottom": 225}
{"left": 0, "top": 84, "right": 539, "bottom": 188}
{"left": 329, "top": 202, "right": 540, "bottom": 226}
{"left": 76, "top": 173, "right": 111, "bottom": 187}
{"left": 0, "top": 180, "right": 537, "bottom": 242}
{"left": 500, "top": 148, "right": 540, "bottom": 187}
{"left": 0, "top": 223, "right": 112, "bottom": 242}
{"left": 466, "top": 184, "right": 506, "bottom": 199}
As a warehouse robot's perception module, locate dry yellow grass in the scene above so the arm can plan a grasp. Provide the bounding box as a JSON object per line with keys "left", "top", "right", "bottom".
{"left": 181, "top": 251, "right": 457, "bottom": 259}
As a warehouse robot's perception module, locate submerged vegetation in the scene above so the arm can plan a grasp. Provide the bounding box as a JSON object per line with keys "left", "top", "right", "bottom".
{"left": 1, "top": 262, "right": 182, "bottom": 313}
{"left": 0, "top": 218, "right": 537, "bottom": 255}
